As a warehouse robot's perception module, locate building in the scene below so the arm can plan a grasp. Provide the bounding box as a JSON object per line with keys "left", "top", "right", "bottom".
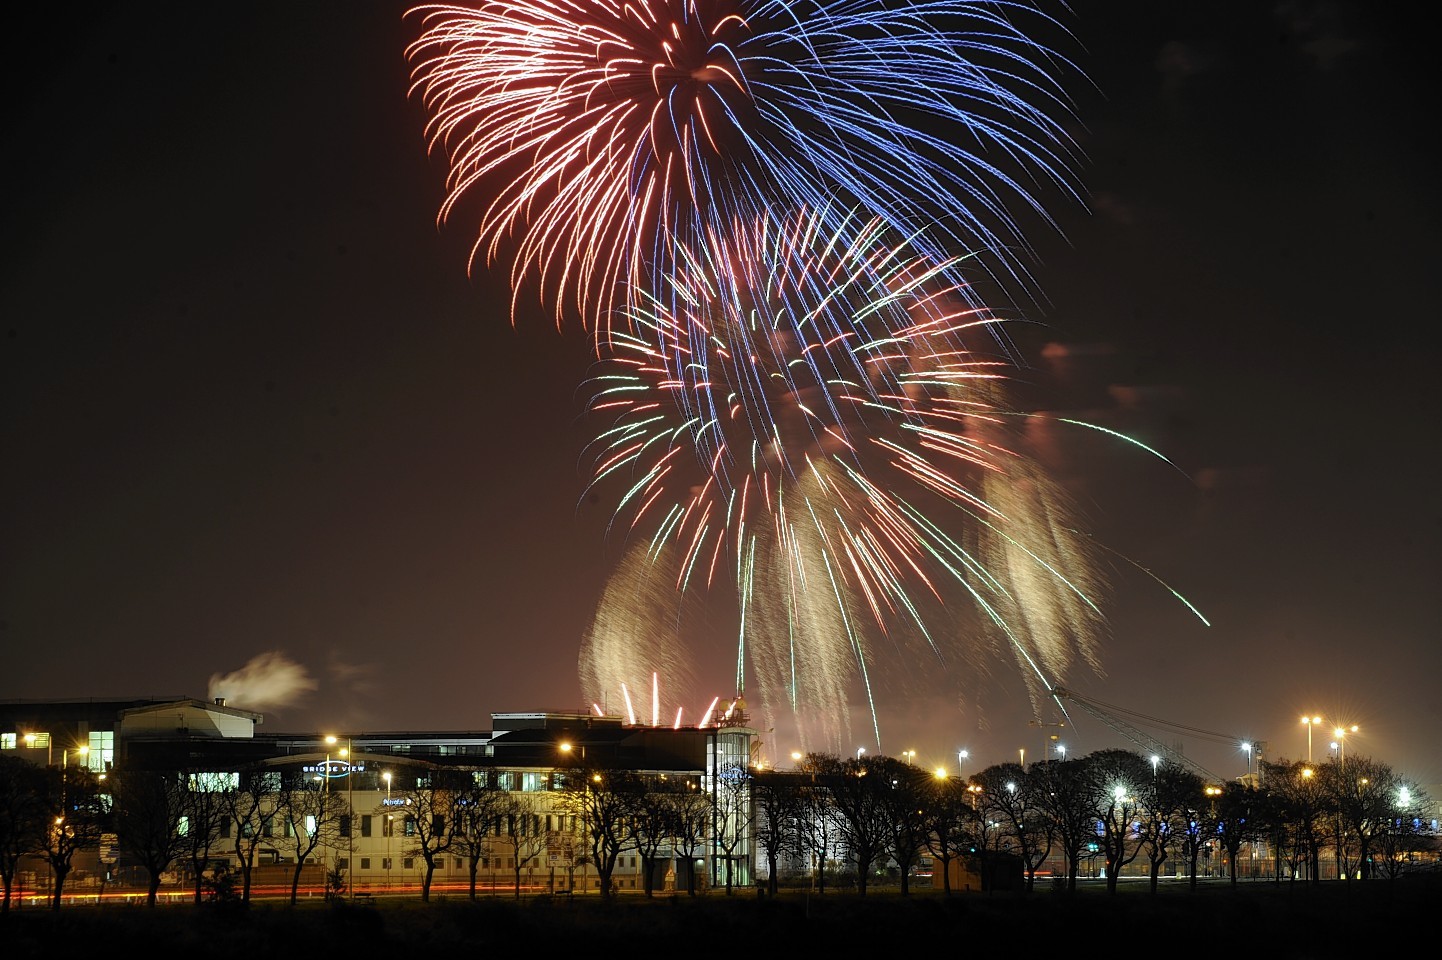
{"left": 0, "top": 696, "right": 757, "bottom": 898}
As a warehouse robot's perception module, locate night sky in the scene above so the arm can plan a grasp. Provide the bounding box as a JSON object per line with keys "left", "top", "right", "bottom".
{"left": 3, "top": 2, "right": 1438, "bottom": 785}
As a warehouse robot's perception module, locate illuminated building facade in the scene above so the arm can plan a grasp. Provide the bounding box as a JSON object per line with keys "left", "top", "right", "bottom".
{"left": 0, "top": 697, "right": 757, "bottom": 896}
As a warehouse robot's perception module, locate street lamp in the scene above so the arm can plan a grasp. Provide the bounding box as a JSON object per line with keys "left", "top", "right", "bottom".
{"left": 1334, "top": 725, "right": 1358, "bottom": 762}
{"left": 1301, "top": 716, "right": 1322, "bottom": 763}
{"left": 1055, "top": 743, "right": 1066, "bottom": 761}
{"left": 856, "top": 747, "right": 866, "bottom": 760}
{"left": 902, "top": 750, "right": 916, "bottom": 766}
{"left": 957, "top": 750, "right": 968, "bottom": 778}
{"left": 383, "top": 771, "right": 393, "bottom": 891}
{"left": 1241, "top": 742, "right": 1252, "bottom": 777}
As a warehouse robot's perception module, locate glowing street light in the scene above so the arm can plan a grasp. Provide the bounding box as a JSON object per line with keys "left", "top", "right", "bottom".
{"left": 902, "top": 750, "right": 917, "bottom": 766}
{"left": 382, "top": 771, "right": 393, "bottom": 890}
{"left": 856, "top": 747, "right": 866, "bottom": 760}
{"left": 1241, "top": 742, "right": 1253, "bottom": 776}
{"left": 957, "top": 750, "right": 969, "bottom": 778}
{"left": 1334, "top": 725, "right": 1359, "bottom": 762}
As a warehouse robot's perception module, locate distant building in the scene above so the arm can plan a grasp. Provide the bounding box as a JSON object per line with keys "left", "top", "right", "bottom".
{"left": 0, "top": 696, "right": 757, "bottom": 896}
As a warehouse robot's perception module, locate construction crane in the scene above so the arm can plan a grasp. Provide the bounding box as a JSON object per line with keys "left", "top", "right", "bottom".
{"left": 1047, "top": 686, "right": 1262, "bottom": 784}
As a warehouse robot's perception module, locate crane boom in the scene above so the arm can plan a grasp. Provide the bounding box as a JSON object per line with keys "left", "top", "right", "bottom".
{"left": 1048, "top": 686, "right": 1231, "bottom": 783}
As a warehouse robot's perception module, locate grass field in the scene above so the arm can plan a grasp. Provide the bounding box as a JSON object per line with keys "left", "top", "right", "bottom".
{"left": 3, "top": 874, "right": 1436, "bottom": 958}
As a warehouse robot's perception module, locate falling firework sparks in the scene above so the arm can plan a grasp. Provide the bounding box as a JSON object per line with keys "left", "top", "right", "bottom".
{"left": 405, "top": 0, "right": 1083, "bottom": 335}
{"left": 577, "top": 209, "right": 1134, "bottom": 752}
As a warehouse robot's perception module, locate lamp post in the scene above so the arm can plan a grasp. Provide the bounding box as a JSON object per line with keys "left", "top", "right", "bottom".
{"left": 340, "top": 738, "right": 355, "bottom": 899}
{"left": 957, "top": 750, "right": 968, "bottom": 779}
{"left": 1301, "top": 716, "right": 1322, "bottom": 763}
{"left": 322, "top": 735, "right": 338, "bottom": 892}
{"left": 856, "top": 747, "right": 866, "bottom": 760}
{"left": 902, "top": 749, "right": 916, "bottom": 766}
{"left": 1241, "top": 742, "right": 1252, "bottom": 777}
{"left": 382, "top": 771, "right": 393, "bottom": 892}
{"left": 1334, "top": 725, "right": 1357, "bottom": 762}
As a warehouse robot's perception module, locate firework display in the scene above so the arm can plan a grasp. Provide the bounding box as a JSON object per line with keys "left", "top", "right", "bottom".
{"left": 578, "top": 207, "right": 1108, "bottom": 751}
{"left": 406, "top": 0, "right": 1081, "bottom": 337}
{"left": 406, "top": 2, "right": 1175, "bottom": 751}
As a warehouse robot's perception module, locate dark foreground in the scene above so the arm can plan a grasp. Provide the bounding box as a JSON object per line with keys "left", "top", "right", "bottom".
{"left": 4, "top": 875, "right": 1437, "bottom": 958}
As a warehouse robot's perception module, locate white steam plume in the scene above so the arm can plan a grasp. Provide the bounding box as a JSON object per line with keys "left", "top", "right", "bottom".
{"left": 208, "top": 651, "right": 317, "bottom": 711}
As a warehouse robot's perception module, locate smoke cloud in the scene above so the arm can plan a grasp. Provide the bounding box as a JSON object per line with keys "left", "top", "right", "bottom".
{"left": 208, "top": 651, "right": 317, "bottom": 711}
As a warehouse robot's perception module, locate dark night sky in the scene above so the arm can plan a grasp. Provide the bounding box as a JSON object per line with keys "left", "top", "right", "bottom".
{"left": 3, "top": 2, "right": 1438, "bottom": 784}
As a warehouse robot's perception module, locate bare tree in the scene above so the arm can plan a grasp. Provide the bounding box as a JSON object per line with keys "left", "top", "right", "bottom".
{"left": 751, "top": 770, "right": 806, "bottom": 895}
{"left": 1089, "top": 749, "right": 1150, "bottom": 894}
{"left": 1322, "top": 755, "right": 1402, "bottom": 881}
{"left": 974, "top": 762, "right": 1053, "bottom": 892}
{"left": 1032, "top": 756, "right": 1099, "bottom": 893}
{"left": 394, "top": 770, "right": 466, "bottom": 902}
{"left": 1212, "top": 779, "right": 1263, "bottom": 885}
{"left": 874, "top": 756, "right": 930, "bottom": 895}
{"left": 1136, "top": 760, "right": 1202, "bottom": 893}
{"left": 1259, "top": 759, "right": 1325, "bottom": 885}
{"left": 628, "top": 780, "right": 681, "bottom": 897}
{"left": 820, "top": 754, "right": 892, "bottom": 896}
{"left": 494, "top": 792, "right": 548, "bottom": 898}
{"left": 449, "top": 771, "right": 507, "bottom": 899}
{"left": 1179, "top": 782, "right": 1225, "bottom": 889}
{"left": 108, "top": 769, "right": 191, "bottom": 906}
{"left": 665, "top": 781, "right": 712, "bottom": 896}
{"left": 220, "top": 767, "right": 280, "bottom": 904}
{"left": 180, "top": 773, "right": 231, "bottom": 903}
{"left": 558, "top": 765, "right": 640, "bottom": 899}
{"left": 794, "top": 754, "right": 845, "bottom": 895}
{"left": 1373, "top": 781, "right": 1435, "bottom": 880}
{"left": 271, "top": 772, "right": 346, "bottom": 904}
{"left": 31, "top": 766, "right": 108, "bottom": 910}
{"left": 0, "top": 755, "right": 48, "bottom": 913}
{"left": 923, "top": 775, "right": 975, "bottom": 895}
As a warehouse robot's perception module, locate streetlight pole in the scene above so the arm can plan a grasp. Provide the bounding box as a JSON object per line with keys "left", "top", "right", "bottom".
{"left": 957, "top": 750, "right": 968, "bottom": 779}
{"left": 340, "top": 737, "right": 354, "bottom": 900}
{"left": 1301, "top": 716, "right": 1321, "bottom": 763}
{"left": 1334, "top": 725, "right": 1357, "bottom": 763}
{"left": 383, "top": 771, "right": 393, "bottom": 892}
{"left": 323, "top": 735, "right": 336, "bottom": 894}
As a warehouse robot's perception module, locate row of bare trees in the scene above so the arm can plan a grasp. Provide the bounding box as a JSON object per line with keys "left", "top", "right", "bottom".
{"left": 3, "top": 749, "right": 1432, "bottom": 912}
{"left": 748, "top": 750, "right": 1434, "bottom": 896}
